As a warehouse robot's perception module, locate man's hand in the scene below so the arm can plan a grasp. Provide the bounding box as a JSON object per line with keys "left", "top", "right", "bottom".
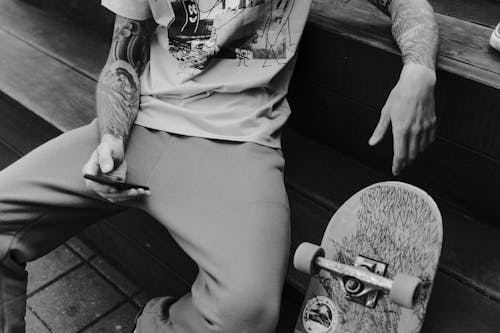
{"left": 368, "top": 63, "right": 437, "bottom": 175}
{"left": 82, "top": 134, "right": 150, "bottom": 202}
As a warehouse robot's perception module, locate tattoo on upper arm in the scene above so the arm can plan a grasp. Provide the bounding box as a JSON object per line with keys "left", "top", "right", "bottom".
{"left": 111, "top": 17, "right": 150, "bottom": 73}
{"left": 391, "top": 1, "right": 438, "bottom": 71}
{"left": 97, "top": 16, "right": 153, "bottom": 141}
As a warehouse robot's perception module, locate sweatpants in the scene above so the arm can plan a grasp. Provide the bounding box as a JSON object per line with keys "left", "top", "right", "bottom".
{"left": 0, "top": 120, "right": 290, "bottom": 333}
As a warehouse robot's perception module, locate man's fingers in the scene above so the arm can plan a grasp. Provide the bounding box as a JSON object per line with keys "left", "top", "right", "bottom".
{"left": 98, "top": 188, "right": 151, "bottom": 203}
{"left": 97, "top": 146, "right": 114, "bottom": 174}
{"left": 419, "top": 128, "right": 429, "bottom": 153}
{"left": 101, "top": 188, "right": 144, "bottom": 198}
{"left": 86, "top": 180, "right": 119, "bottom": 194}
{"left": 392, "top": 130, "right": 409, "bottom": 176}
{"left": 408, "top": 130, "right": 421, "bottom": 162}
{"left": 369, "top": 109, "right": 390, "bottom": 146}
{"left": 83, "top": 152, "right": 111, "bottom": 191}
{"left": 82, "top": 151, "right": 99, "bottom": 175}
{"left": 82, "top": 162, "right": 97, "bottom": 175}
{"left": 428, "top": 125, "right": 437, "bottom": 145}
{"left": 107, "top": 161, "right": 127, "bottom": 181}
{"left": 418, "top": 119, "right": 437, "bottom": 152}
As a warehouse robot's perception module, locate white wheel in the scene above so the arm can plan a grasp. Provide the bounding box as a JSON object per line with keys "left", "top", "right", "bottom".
{"left": 389, "top": 273, "right": 421, "bottom": 308}
{"left": 293, "top": 242, "right": 324, "bottom": 275}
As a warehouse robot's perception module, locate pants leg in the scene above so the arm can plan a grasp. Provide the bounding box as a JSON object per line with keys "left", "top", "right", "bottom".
{"left": 133, "top": 135, "right": 290, "bottom": 333}
{"left": 1, "top": 121, "right": 290, "bottom": 333}
{"left": 0, "top": 121, "right": 126, "bottom": 333}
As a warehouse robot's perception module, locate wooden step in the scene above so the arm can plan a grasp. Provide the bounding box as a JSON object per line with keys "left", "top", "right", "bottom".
{"left": 429, "top": 0, "right": 499, "bottom": 28}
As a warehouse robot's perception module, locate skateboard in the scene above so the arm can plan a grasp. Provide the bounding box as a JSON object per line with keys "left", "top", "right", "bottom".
{"left": 490, "top": 23, "right": 500, "bottom": 52}
{"left": 293, "top": 181, "right": 442, "bottom": 333}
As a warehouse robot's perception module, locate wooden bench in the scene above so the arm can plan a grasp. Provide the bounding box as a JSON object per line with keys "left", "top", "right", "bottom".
{"left": 1, "top": 0, "right": 500, "bottom": 331}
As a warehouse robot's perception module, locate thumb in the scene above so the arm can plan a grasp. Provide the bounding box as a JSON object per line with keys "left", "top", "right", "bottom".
{"left": 369, "top": 109, "right": 390, "bottom": 146}
{"left": 97, "top": 146, "right": 114, "bottom": 174}
{"left": 82, "top": 151, "right": 99, "bottom": 175}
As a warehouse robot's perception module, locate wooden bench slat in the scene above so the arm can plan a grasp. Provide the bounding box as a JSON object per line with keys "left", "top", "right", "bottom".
{"left": 83, "top": 219, "right": 192, "bottom": 297}
{"left": 0, "top": 30, "right": 95, "bottom": 132}
{"left": 422, "top": 272, "right": 500, "bottom": 333}
{"left": 0, "top": 0, "right": 107, "bottom": 79}
{"left": 0, "top": 141, "right": 23, "bottom": 170}
{"left": 0, "top": 94, "right": 60, "bottom": 155}
{"left": 105, "top": 210, "right": 199, "bottom": 286}
{"left": 429, "top": 0, "right": 500, "bottom": 28}
{"left": 437, "top": 14, "right": 500, "bottom": 75}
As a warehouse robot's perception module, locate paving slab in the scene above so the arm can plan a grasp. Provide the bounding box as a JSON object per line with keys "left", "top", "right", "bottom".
{"left": 28, "top": 265, "right": 124, "bottom": 333}
{"left": 25, "top": 308, "right": 50, "bottom": 333}
{"left": 27, "top": 244, "right": 81, "bottom": 294}
{"left": 82, "top": 302, "right": 138, "bottom": 333}
{"left": 91, "top": 256, "right": 140, "bottom": 296}
{"left": 132, "top": 291, "right": 152, "bottom": 309}
{"left": 66, "top": 237, "right": 95, "bottom": 260}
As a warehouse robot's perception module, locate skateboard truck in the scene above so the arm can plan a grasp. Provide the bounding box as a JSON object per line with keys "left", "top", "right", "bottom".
{"left": 293, "top": 242, "right": 422, "bottom": 309}
{"left": 344, "top": 256, "right": 387, "bottom": 308}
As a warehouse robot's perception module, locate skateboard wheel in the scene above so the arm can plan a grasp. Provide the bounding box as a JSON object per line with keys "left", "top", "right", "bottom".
{"left": 293, "top": 242, "right": 325, "bottom": 275}
{"left": 389, "top": 273, "right": 421, "bottom": 309}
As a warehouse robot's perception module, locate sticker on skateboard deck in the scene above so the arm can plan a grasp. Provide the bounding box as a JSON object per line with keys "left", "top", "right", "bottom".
{"left": 302, "top": 296, "right": 339, "bottom": 333}
{"left": 294, "top": 182, "right": 442, "bottom": 333}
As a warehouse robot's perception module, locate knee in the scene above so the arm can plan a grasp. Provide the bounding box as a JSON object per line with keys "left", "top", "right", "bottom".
{"left": 213, "top": 280, "right": 282, "bottom": 333}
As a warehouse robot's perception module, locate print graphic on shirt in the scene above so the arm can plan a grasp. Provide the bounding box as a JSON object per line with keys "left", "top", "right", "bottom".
{"left": 165, "top": 0, "right": 295, "bottom": 71}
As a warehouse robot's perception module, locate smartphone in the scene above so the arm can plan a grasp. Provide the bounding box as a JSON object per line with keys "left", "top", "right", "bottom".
{"left": 83, "top": 174, "right": 150, "bottom": 191}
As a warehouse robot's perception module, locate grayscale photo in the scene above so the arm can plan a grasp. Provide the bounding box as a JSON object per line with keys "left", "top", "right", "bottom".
{"left": 0, "top": 0, "right": 499, "bottom": 332}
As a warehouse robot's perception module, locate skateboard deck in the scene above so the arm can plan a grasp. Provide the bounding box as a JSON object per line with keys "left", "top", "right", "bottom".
{"left": 294, "top": 181, "right": 442, "bottom": 333}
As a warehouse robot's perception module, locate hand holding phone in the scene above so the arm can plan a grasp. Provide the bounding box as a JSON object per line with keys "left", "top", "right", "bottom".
{"left": 83, "top": 174, "right": 150, "bottom": 191}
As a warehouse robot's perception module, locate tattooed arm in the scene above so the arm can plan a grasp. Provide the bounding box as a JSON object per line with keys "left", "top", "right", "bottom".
{"left": 366, "top": 0, "right": 439, "bottom": 175}
{"left": 97, "top": 15, "right": 151, "bottom": 143}
{"left": 369, "top": 0, "right": 438, "bottom": 69}
{"left": 83, "top": 15, "right": 153, "bottom": 202}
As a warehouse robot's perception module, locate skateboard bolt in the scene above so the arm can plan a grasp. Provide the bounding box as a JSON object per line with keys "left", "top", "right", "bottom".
{"left": 345, "top": 278, "right": 362, "bottom": 294}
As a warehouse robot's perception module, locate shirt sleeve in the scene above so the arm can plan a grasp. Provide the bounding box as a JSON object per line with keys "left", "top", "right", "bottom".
{"left": 101, "top": 0, "right": 152, "bottom": 21}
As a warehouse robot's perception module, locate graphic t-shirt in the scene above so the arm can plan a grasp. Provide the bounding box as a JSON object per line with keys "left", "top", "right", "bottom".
{"left": 101, "top": 0, "right": 312, "bottom": 147}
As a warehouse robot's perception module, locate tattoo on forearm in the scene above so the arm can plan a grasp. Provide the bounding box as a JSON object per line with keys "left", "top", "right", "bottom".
{"left": 97, "top": 61, "right": 140, "bottom": 140}
{"left": 97, "top": 16, "right": 152, "bottom": 142}
{"left": 390, "top": 0, "right": 438, "bottom": 71}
